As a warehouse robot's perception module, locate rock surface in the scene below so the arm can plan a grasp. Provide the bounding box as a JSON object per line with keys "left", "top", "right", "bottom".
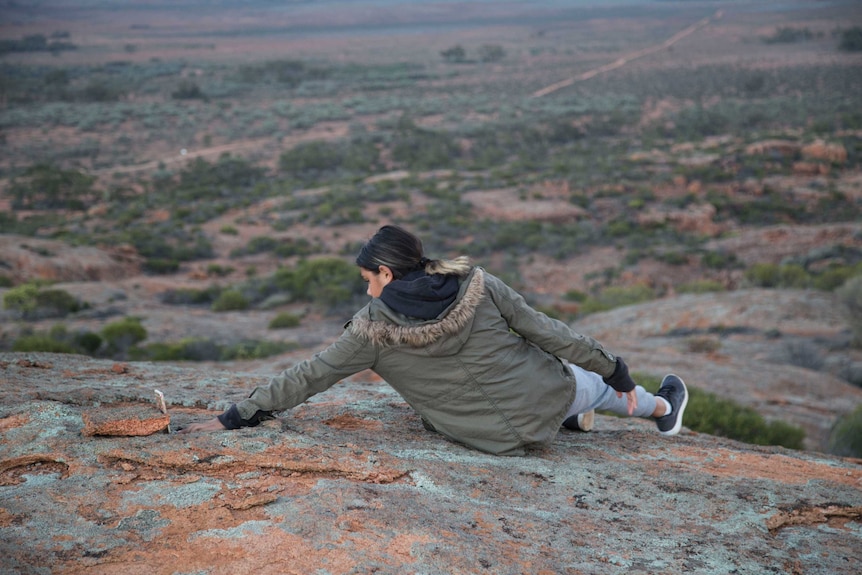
{"left": 0, "top": 235, "right": 141, "bottom": 284}
{"left": 1, "top": 352, "right": 860, "bottom": 575}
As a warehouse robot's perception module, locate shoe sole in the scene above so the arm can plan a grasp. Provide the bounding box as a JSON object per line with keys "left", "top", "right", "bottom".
{"left": 577, "top": 410, "right": 594, "bottom": 432}
{"left": 562, "top": 409, "right": 594, "bottom": 432}
{"left": 659, "top": 374, "right": 688, "bottom": 436}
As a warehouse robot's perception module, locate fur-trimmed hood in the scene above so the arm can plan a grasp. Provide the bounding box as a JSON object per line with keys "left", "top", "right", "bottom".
{"left": 348, "top": 267, "right": 485, "bottom": 348}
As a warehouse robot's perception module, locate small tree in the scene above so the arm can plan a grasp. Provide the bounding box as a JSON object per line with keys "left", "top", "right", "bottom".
{"left": 839, "top": 26, "right": 862, "bottom": 52}
{"left": 478, "top": 44, "right": 505, "bottom": 63}
{"left": 10, "top": 164, "right": 96, "bottom": 210}
{"left": 172, "top": 79, "right": 207, "bottom": 101}
{"left": 837, "top": 274, "right": 862, "bottom": 346}
{"left": 440, "top": 44, "right": 466, "bottom": 63}
{"left": 101, "top": 317, "right": 147, "bottom": 357}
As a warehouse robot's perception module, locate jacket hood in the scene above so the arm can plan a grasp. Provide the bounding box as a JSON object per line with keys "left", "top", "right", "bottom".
{"left": 378, "top": 270, "right": 460, "bottom": 320}
{"left": 348, "top": 267, "right": 485, "bottom": 348}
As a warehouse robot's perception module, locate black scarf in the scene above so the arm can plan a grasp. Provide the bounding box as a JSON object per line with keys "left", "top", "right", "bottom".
{"left": 379, "top": 270, "right": 460, "bottom": 320}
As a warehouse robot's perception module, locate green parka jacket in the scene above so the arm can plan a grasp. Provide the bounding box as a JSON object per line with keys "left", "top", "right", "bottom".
{"left": 232, "top": 267, "right": 619, "bottom": 455}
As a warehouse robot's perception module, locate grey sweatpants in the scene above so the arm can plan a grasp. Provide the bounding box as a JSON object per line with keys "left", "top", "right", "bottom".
{"left": 564, "top": 363, "right": 658, "bottom": 420}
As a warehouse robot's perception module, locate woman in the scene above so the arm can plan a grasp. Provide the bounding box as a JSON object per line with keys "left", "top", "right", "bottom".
{"left": 181, "top": 225, "right": 688, "bottom": 456}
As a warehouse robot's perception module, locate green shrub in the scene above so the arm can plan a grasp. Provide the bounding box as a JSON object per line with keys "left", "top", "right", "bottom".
{"left": 75, "top": 331, "right": 103, "bottom": 355}
{"left": 838, "top": 26, "right": 862, "bottom": 52}
{"left": 440, "top": 44, "right": 466, "bottom": 63}
{"left": 211, "top": 289, "right": 249, "bottom": 312}
{"left": 836, "top": 274, "right": 862, "bottom": 346}
{"left": 36, "top": 288, "right": 84, "bottom": 317}
{"left": 3, "top": 284, "right": 39, "bottom": 316}
{"left": 763, "top": 27, "right": 813, "bottom": 44}
{"left": 143, "top": 258, "right": 180, "bottom": 275}
{"left": 279, "top": 141, "right": 344, "bottom": 178}
{"left": 635, "top": 374, "right": 805, "bottom": 449}
{"left": 678, "top": 280, "right": 725, "bottom": 294}
{"left": 9, "top": 164, "right": 96, "bottom": 210}
{"left": 0, "top": 275, "right": 13, "bottom": 287}
{"left": 272, "top": 257, "right": 365, "bottom": 309}
{"left": 813, "top": 264, "right": 862, "bottom": 291}
{"left": 564, "top": 289, "right": 588, "bottom": 303}
{"left": 828, "top": 404, "right": 862, "bottom": 458}
{"left": 269, "top": 312, "right": 301, "bottom": 329}
{"left": 133, "top": 338, "right": 221, "bottom": 362}
{"left": 478, "top": 44, "right": 505, "bottom": 63}
{"left": 172, "top": 80, "right": 207, "bottom": 100}
{"left": 220, "top": 340, "right": 297, "bottom": 360}
{"left": 746, "top": 262, "right": 862, "bottom": 292}
{"left": 391, "top": 115, "right": 459, "bottom": 170}
{"left": 206, "top": 264, "right": 234, "bottom": 278}
{"left": 777, "top": 264, "right": 810, "bottom": 288}
{"left": 132, "top": 337, "right": 296, "bottom": 362}
{"left": 745, "top": 263, "right": 797, "bottom": 288}
{"left": 701, "top": 250, "right": 739, "bottom": 270}
{"left": 160, "top": 285, "right": 222, "bottom": 306}
{"left": 3, "top": 284, "right": 83, "bottom": 319}
{"left": 579, "top": 284, "right": 655, "bottom": 315}
{"left": 12, "top": 335, "right": 75, "bottom": 354}
{"left": 101, "top": 317, "right": 147, "bottom": 356}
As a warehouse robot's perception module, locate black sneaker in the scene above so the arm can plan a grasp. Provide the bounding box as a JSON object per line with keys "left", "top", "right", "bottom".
{"left": 562, "top": 409, "right": 594, "bottom": 432}
{"left": 655, "top": 374, "right": 688, "bottom": 436}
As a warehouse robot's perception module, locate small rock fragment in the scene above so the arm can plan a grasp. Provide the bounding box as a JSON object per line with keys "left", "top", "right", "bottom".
{"left": 82, "top": 405, "right": 171, "bottom": 437}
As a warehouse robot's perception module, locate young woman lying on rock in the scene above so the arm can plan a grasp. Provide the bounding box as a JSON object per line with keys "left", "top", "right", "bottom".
{"left": 181, "top": 225, "right": 688, "bottom": 456}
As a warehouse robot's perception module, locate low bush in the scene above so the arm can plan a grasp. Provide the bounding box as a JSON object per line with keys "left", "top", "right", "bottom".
{"left": 12, "top": 334, "right": 75, "bottom": 354}
{"left": 836, "top": 274, "right": 862, "bottom": 346}
{"left": 10, "top": 325, "right": 103, "bottom": 356}
{"left": 271, "top": 257, "right": 366, "bottom": 311}
{"left": 75, "top": 331, "right": 103, "bottom": 355}
{"left": 101, "top": 317, "right": 147, "bottom": 357}
{"left": 211, "top": 289, "right": 250, "bottom": 312}
{"left": 160, "top": 285, "right": 222, "bottom": 306}
{"left": 133, "top": 338, "right": 221, "bottom": 362}
{"left": 578, "top": 284, "right": 655, "bottom": 316}
{"left": 635, "top": 374, "right": 805, "bottom": 449}
{"left": 9, "top": 164, "right": 96, "bottom": 210}
{"left": 132, "top": 337, "right": 296, "bottom": 362}
{"left": 763, "top": 27, "right": 814, "bottom": 44}
{"left": 221, "top": 340, "right": 297, "bottom": 360}
{"left": 838, "top": 26, "right": 862, "bottom": 52}
{"left": 3, "top": 284, "right": 84, "bottom": 320}
{"left": 269, "top": 312, "right": 301, "bottom": 329}
{"left": 828, "top": 404, "right": 862, "bottom": 458}
{"left": 747, "top": 263, "right": 862, "bottom": 293}
{"left": 143, "top": 258, "right": 180, "bottom": 275}
{"left": 701, "top": 250, "right": 740, "bottom": 270}
{"left": 206, "top": 264, "right": 234, "bottom": 278}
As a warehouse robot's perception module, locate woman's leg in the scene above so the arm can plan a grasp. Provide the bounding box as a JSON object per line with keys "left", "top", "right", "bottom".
{"left": 564, "top": 363, "right": 657, "bottom": 420}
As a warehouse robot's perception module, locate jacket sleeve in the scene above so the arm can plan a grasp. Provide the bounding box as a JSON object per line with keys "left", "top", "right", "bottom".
{"left": 482, "top": 271, "right": 618, "bottom": 378}
{"left": 232, "top": 329, "right": 377, "bottom": 423}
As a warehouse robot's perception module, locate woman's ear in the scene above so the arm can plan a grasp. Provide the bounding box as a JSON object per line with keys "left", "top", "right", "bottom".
{"left": 378, "top": 265, "right": 394, "bottom": 283}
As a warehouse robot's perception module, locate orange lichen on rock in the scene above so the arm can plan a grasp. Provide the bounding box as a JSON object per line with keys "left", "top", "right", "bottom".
{"left": 81, "top": 405, "right": 171, "bottom": 437}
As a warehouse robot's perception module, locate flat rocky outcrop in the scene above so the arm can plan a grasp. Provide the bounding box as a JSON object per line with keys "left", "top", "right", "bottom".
{"left": 1, "top": 353, "right": 860, "bottom": 575}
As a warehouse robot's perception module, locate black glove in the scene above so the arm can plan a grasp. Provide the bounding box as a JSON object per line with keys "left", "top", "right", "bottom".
{"left": 603, "top": 357, "right": 636, "bottom": 393}
{"left": 217, "top": 404, "right": 273, "bottom": 429}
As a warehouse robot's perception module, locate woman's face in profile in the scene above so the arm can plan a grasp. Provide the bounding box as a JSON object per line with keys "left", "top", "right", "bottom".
{"left": 360, "top": 266, "right": 392, "bottom": 298}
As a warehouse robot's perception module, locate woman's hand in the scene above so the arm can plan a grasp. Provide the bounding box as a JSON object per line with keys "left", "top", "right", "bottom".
{"left": 616, "top": 389, "right": 638, "bottom": 416}
{"left": 178, "top": 418, "right": 227, "bottom": 434}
